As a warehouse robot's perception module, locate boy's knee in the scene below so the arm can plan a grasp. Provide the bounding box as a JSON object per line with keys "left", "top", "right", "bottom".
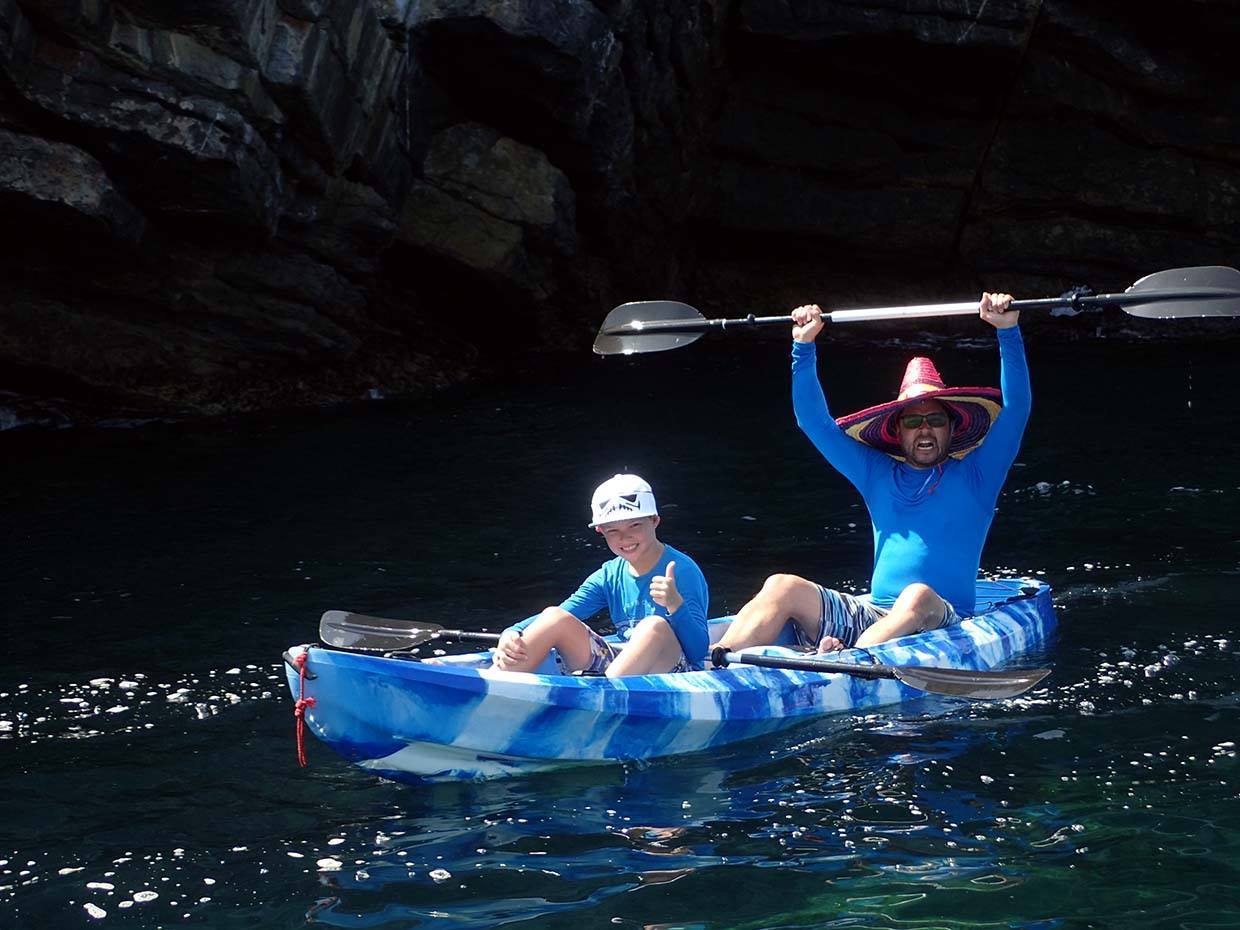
{"left": 631, "top": 615, "right": 674, "bottom": 640}
{"left": 531, "top": 607, "right": 576, "bottom": 632}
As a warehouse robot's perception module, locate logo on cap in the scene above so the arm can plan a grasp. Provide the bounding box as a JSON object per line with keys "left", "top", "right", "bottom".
{"left": 589, "top": 474, "right": 658, "bottom": 527}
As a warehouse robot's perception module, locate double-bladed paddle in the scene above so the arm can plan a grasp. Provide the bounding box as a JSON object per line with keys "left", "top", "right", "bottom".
{"left": 319, "top": 610, "right": 1048, "bottom": 699}
{"left": 593, "top": 265, "right": 1240, "bottom": 355}
{"left": 319, "top": 610, "right": 501, "bottom": 653}
{"left": 710, "top": 647, "right": 1049, "bottom": 700}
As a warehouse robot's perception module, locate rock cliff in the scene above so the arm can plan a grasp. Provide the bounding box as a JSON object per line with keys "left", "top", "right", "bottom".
{"left": 2, "top": 0, "right": 1237, "bottom": 425}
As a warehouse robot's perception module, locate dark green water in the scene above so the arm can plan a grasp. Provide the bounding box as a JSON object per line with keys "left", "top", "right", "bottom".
{"left": 4, "top": 330, "right": 1240, "bottom": 929}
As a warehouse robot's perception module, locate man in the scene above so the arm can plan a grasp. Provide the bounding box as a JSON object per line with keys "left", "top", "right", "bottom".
{"left": 712, "top": 292, "right": 1029, "bottom": 654}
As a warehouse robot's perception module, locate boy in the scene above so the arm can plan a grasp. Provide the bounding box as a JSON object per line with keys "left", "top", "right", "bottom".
{"left": 491, "top": 474, "right": 709, "bottom": 676}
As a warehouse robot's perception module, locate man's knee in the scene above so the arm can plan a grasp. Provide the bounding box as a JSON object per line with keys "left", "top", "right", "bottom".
{"left": 760, "top": 573, "right": 813, "bottom": 602}
{"left": 895, "top": 583, "right": 937, "bottom": 607}
{"left": 893, "top": 584, "right": 945, "bottom": 622}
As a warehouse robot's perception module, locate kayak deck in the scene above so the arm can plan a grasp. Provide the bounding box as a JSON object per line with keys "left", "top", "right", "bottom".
{"left": 284, "top": 578, "right": 1055, "bottom": 782}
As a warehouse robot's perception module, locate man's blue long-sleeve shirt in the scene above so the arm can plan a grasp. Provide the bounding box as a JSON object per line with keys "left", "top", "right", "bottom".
{"left": 791, "top": 326, "right": 1031, "bottom": 615}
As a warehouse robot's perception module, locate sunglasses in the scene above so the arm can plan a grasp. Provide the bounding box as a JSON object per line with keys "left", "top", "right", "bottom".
{"left": 898, "top": 412, "right": 950, "bottom": 429}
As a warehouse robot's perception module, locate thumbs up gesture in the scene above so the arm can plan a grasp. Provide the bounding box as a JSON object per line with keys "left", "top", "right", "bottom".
{"left": 650, "top": 560, "right": 684, "bottom": 615}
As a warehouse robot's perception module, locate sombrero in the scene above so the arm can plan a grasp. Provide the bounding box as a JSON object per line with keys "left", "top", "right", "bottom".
{"left": 835, "top": 357, "right": 1002, "bottom": 461}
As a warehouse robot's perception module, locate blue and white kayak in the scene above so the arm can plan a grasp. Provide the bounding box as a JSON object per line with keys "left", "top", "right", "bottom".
{"left": 283, "top": 578, "right": 1054, "bottom": 782}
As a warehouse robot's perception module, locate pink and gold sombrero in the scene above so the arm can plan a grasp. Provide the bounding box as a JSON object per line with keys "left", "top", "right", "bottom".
{"left": 835, "top": 357, "right": 1002, "bottom": 461}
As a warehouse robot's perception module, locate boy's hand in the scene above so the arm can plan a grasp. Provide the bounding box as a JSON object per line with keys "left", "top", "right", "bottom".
{"left": 650, "top": 561, "right": 684, "bottom": 615}
{"left": 979, "top": 292, "right": 1018, "bottom": 329}
{"left": 791, "top": 304, "right": 824, "bottom": 343}
{"left": 491, "top": 629, "right": 526, "bottom": 670}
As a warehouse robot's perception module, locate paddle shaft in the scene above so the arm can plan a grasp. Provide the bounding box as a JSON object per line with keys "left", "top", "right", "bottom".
{"left": 607, "top": 289, "right": 1228, "bottom": 336}
{"left": 710, "top": 646, "right": 1050, "bottom": 698}
{"left": 426, "top": 630, "right": 502, "bottom": 645}
{"left": 712, "top": 647, "right": 894, "bottom": 679}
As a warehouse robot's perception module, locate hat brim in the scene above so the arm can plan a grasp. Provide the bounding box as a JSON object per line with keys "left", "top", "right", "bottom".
{"left": 835, "top": 387, "right": 1002, "bottom": 460}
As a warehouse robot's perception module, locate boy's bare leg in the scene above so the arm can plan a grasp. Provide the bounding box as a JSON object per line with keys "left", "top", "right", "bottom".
{"left": 493, "top": 607, "right": 593, "bottom": 672}
{"left": 711, "top": 573, "right": 823, "bottom": 652}
{"left": 606, "top": 617, "right": 683, "bottom": 677}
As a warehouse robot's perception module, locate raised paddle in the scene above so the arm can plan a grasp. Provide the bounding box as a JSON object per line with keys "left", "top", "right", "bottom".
{"left": 710, "top": 647, "right": 1050, "bottom": 700}
{"left": 319, "top": 610, "right": 501, "bottom": 653}
{"left": 593, "top": 265, "right": 1240, "bottom": 355}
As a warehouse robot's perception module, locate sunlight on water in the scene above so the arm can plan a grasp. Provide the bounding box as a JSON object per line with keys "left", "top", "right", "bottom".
{"left": 5, "top": 339, "right": 1240, "bottom": 928}
{"left": 0, "top": 666, "right": 283, "bottom": 745}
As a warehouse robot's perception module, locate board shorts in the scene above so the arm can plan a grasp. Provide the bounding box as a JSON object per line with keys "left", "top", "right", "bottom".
{"left": 793, "top": 586, "right": 961, "bottom": 650}
{"left": 557, "top": 626, "right": 691, "bottom": 675}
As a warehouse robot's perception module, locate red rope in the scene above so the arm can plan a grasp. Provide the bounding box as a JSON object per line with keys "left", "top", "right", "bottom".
{"left": 293, "top": 651, "right": 316, "bottom": 768}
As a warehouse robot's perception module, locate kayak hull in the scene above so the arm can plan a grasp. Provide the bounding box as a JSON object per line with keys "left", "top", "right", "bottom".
{"left": 284, "top": 579, "right": 1055, "bottom": 782}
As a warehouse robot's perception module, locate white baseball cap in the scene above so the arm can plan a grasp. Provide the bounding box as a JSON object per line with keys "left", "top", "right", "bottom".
{"left": 589, "top": 473, "right": 659, "bottom": 527}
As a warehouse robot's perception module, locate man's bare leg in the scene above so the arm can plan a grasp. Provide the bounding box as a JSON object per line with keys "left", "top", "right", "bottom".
{"left": 711, "top": 574, "right": 823, "bottom": 651}
{"left": 853, "top": 583, "right": 947, "bottom": 648}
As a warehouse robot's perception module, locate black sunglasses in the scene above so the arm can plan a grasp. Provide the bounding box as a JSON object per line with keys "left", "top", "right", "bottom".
{"left": 898, "top": 412, "right": 950, "bottom": 429}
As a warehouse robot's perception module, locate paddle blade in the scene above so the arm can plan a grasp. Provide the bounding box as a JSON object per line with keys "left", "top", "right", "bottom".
{"left": 713, "top": 649, "right": 1048, "bottom": 699}
{"left": 319, "top": 610, "right": 440, "bottom": 652}
{"left": 892, "top": 664, "right": 1050, "bottom": 699}
{"left": 1121, "top": 265, "right": 1240, "bottom": 318}
{"left": 593, "top": 300, "right": 706, "bottom": 355}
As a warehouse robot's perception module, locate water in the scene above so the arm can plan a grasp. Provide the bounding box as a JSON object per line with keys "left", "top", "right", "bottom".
{"left": 4, "top": 330, "right": 1240, "bottom": 928}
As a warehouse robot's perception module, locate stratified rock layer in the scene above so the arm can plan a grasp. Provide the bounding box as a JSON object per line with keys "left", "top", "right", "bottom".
{"left": 695, "top": 0, "right": 1240, "bottom": 313}
{"left": 2, "top": 0, "right": 1238, "bottom": 425}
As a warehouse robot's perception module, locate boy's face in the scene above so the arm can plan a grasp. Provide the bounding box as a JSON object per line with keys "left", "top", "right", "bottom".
{"left": 596, "top": 515, "right": 660, "bottom": 564}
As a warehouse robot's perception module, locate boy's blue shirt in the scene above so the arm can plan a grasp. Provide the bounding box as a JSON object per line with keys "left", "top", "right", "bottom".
{"left": 510, "top": 544, "right": 710, "bottom": 669}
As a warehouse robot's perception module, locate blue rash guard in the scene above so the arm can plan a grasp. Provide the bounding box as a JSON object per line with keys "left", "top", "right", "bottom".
{"left": 511, "top": 545, "right": 710, "bottom": 669}
{"left": 791, "top": 326, "right": 1031, "bottom": 615}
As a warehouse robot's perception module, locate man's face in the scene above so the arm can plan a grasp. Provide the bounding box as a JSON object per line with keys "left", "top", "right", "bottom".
{"left": 896, "top": 399, "right": 952, "bottom": 467}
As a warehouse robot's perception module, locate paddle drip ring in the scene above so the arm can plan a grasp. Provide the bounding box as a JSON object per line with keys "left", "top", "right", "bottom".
{"left": 293, "top": 651, "right": 316, "bottom": 768}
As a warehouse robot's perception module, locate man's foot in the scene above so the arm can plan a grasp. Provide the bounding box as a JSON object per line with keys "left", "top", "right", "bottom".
{"left": 817, "top": 635, "right": 846, "bottom": 653}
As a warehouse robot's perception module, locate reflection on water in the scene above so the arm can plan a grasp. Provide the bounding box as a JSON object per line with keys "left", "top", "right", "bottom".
{"left": 4, "top": 336, "right": 1240, "bottom": 928}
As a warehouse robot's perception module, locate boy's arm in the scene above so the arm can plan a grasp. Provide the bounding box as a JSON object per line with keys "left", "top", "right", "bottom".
{"left": 661, "top": 561, "right": 710, "bottom": 667}
{"left": 506, "top": 567, "right": 606, "bottom": 634}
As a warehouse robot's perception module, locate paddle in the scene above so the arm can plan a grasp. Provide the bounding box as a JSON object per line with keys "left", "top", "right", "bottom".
{"left": 319, "top": 610, "right": 501, "bottom": 653}
{"left": 710, "top": 647, "right": 1049, "bottom": 699}
{"left": 320, "top": 611, "right": 1046, "bottom": 698}
{"left": 594, "top": 265, "right": 1240, "bottom": 355}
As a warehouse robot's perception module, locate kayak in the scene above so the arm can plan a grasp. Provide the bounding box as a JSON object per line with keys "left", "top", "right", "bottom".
{"left": 283, "top": 578, "right": 1054, "bottom": 782}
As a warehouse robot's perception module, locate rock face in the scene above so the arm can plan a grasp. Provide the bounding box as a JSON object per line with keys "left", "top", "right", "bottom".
{"left": 398, "top": 123, "right": 577, "bottom": 300}
{"left": 1, "top": 0, "right": 1238, "bottom": 425}
{"left": 695, "top": 0, "right": 1240, "bottom": 313}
